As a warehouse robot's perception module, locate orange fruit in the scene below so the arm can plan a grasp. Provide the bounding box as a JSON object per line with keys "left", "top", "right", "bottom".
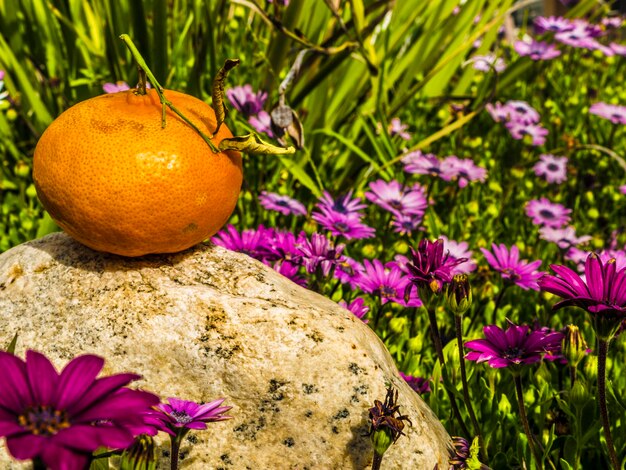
{"left": 33, "top": 88, "right": 243, "bottom": 257}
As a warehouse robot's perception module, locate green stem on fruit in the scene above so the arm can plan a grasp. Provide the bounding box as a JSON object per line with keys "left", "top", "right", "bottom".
{"left": 119, "top": 33, "right": 221, "bottom": 153}
{"left": 597, "top": 338, "right": 619, "bottom": 470}
{"left": 372, "top": 451, "right": 384, "bottom": 470}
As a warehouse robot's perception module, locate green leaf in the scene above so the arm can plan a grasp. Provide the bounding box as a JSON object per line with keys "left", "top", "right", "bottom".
{"left": 5, "top": 333, "right": 17, "bottom": 355}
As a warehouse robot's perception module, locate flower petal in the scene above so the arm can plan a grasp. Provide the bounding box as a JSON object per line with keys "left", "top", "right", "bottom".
{"left": 26, "top": 351, "right": 59, "bottom": 406}
{"left": 55, "top": 355, "right": 104, "bottom": 411}
{"left": 5, "top": 433, "right": 46, "bottom": 459}
{"left": 0, "top": 352, "right": 31, "bottom": 412}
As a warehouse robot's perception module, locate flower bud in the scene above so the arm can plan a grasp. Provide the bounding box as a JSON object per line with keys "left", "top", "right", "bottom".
{"left": 584, "top": 354, "right": 598, "bottom": 381}
{"left": 120, "top": 434, "right": 157, "bottom": 470}
{"left": 370, "top": 428, "right": 394, "bottom": 457}
{"left": 446, "top": 274, "right": 472, "bottom": 315}
{"left": 407, "top": 336, "right": 422, "bottom": 353}
{"left": 569, "top": 381, "right": 590, "bottom": 409}
{"left": 562, "top": 325, "right": 588, "bottom": 367}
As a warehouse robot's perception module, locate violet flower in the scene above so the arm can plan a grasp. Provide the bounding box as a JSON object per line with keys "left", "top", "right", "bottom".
{"left": 156, "top": 397, "right": 232, "bottom": 431}
{"left": 505, "top": 121, "right": 548, "bottom": 146}
{"left": 0, "top": 351, "right": 159, "bottom": 470}
{"left": 539, "top": 226, "right": 591, "bottom": 249}
{"left": 533, "top": 154, "right": 568, "bottom": 184}
{"left": 365, "top": 180, "right": 428, "bottom": 217}
{"left": 259, "top": 191, "right": 307, "bottom": 216}
{"left": 465, "top": 323, "right": 564, "bottom": 368}
{"left": 589, "top": 102, "right": 626, "bottom": 125}
{"left": 514, "top": 39, "right": 561, "bottom": 60}
{"left": 525, "top": 198, "right": 571, "bottom": 228}
{"left": 339, "top": 298, "right": 369, "bottom": 322}
{"left": 440, "top": 156, "right": 488, "bottom": 188}
{"left": 534, "top": 16, "right": 573, "bottom": 34}
{"left": 212, "top": 225, "right": 275, "bottom": 261}
{"left": 471, "top": 54, "right": 506, "bottom": 73}
{"left": 249, "top": 111, "right": 279, "bottom": 138}
{"left": 226, "top": 84, "right": 267, "bottom": 117}
{"left": 402, "top": 151, "right": 447, "bottom": 179}
{"left": 391, "top": 213, "right": 424, "bottom": 235}
{"left": 480, "top": 243, "right": 543, "bottom": 290}
{"left": 406, "top": 238, "right": 466, "bottom": 295}
{"left": 312, "top": 209, "right": 376, "bottom": 240}
{"left": 334, "top": 256, "right": 365, "bottom": 288}
{"left": 358, "top": 259, "right": 421, "bottom": 307}
{"left": 103, "top": 81, "right": 130, "bottom": 93}
{"left": 388, "top": 117, "right": 411, "bottom": 140}
{"left": 316, "top": 190, "right": 368, "bottom": 216}
{"left": 296, "top": 232, "right": 346, "bottom": 277}
{"left": 399, "top": 373, "right": 431, "bottom": 395}
{"left": 440, "top": 236, "right": 477, "bottom": 274}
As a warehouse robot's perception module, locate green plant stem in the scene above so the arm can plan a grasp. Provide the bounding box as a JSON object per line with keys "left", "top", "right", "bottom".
{"left": 597, "top": 338, "right": 619, "bottom": 470}
{"left": 513, "top": 374, "right": 543, "bottom": 470}
{"left": 455, "top": 314, "right": 484, "bottom": 459}
{"left": 372, "top": 451, "right": 384, "bottom": 470}
{"left": 426, "top": 306, "right": 470, "bottom": 437}
{"left": 118, "top": 33, "right": 220, "bottom": 153}
{"left": 491, "top": 283, "right": 510, "bottom": 325}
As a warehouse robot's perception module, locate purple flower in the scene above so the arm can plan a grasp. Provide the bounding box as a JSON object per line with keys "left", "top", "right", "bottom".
{"left": 312, "top": 209, "right": 376, "bottom": 240}
{"left": 602, "top": 17, "right": 623, "bottom": 29}
{"left": 334, "top": 256, "right": 364, "bottom": 288}
{"left": 365, "top": 180, "right": 428, "bottom": 217}
{"left": 555, "top": 20, "right": 603, "bottom": 49}
{"left": 249, "top": 111, "right": 278, "bottom": 138}
{"left": 388, "top": 117, "right": 411, "bottom": 140}
{"left": 480, "top": 243, "right": 543, "bottom": 290}
{"left": 399, "top": 373, "right": 431, "bottom": 395}
{"left": 609, "top": 43, "right": 626, "bottom": 57}
{"left": 316, "top": 190, "right": 367, "bottom": 216}
{"left": 533, "top": 154, "right": 568, "bottom": 184}
{"left": 540, "top": 253, "right": 626, "bottom": 318}
{"left": 505, "top": 121, "right": 548, "bottom": 146}
{"left": 406, "top": 239, "right": 465, "bottom": 295}
{"left": 103, "top": 81, "right": 131, "bottom": 93}
{"left": 296, "top": 232, "right": 346, "bottom": 277}
{"left": 514, "top": 39, "right": 561, "bottom": 60}
{"left": 440, "top": 236, "right": 477, "bottom": 274}
{"left": 212, "top": 225, "right": 275, "bottom": 261}
{"left": 0, "top": 351, "right": 159, "bottom": 470}
{"left": 226, "top": 85, "right": 267, "bottom": 117}
{"left": 506, "top": 100, "right": 541, "bottom": 124}
{"left": 539, "top": 226, "right": 591, "bottom": 249}
{"left": 465, "top": 323, "right": 564, "bottom": 368}
{"left": 402, "top": 151, "right": 447, "bottom": 179}
{"left": 440, "top": 156, "right": 488, "bottom": 188}
{"left": 156, "top": 397, "right": 232, "bottom": 431}
{"left": 339, "top": 298, "right": 369, "bottom": 322}
{"left": 273, "top": 261, "right": 307, "bottom": 287}
{"left": 391, "top": 213, "right": 424, "bottom": 235}
{"left": 620, "top": 184, "right": 626, "bottom": 195}
{"left": 265, "top": 230, "right": 300, "bottom": 264}
{"left": 471, "top": 54, "right": 506, "bottom": 72}
{"left": 258, "top": 191, "right": 307, "bottom": 216}
{"left": 525, "top": 198, "right": 571, "bottom": 228}
{"left": 600, "top": 250, "right": 626, "bottom": 272}
{"left": 589, "top": 102, "right": 626, "bottom": 125}
{"left": 534, "top": 16, "right": 573, "bottom": 34}
{"left": 358, "top": 259, "right": 421, "bottom": 307}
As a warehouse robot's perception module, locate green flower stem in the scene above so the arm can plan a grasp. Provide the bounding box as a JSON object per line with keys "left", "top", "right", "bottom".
{"left": 169, "top": 430, "right": 188, "bottom": 470}
{"left": 425, "top": 306, "right": 470, "bottom": 437}
{"left": 513, "top": 374, "right": 543, "bottom": 470}
{"left": 372, "top": 450, "right": 384, "bottom": 470}
{"left": 118, "top": 34, "right": 220, "bottom": 153}
{"left": 597, "top": 338, "right": 619, "bottom": 470}
{"left": 455, "top": 313, "right": 484, "bottom": 459}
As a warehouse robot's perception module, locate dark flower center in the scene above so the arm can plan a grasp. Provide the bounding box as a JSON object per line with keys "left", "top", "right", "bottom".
{"left": 170, "top": 410, "right": 194, "bottom": 424}
{"left": 388, "top": 199, "right": 403, "bottom": 210}
{"left": 504, "top": 346, "right": 523, "bottom": 359}
{"left": 547, "top": 163, "right": 559, "bottom": 171}
{"left": 275, "top": 200, "right": 289, "bottom": 207}
{"left": 539, "top": 209, "right": 555, "bottom": 219}
{"left": 379, "top": 284, "right": 397, "bottom": 298}
{"left": 334, "top": 222, "right": 350, "bottom": 233}
{"left": 18, "top": 405, "right": 70, "bottom": 436}
{"left": 501, "top": 267, "right": 521, "bottom": 280}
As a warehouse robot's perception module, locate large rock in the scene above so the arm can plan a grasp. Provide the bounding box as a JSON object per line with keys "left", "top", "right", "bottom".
{"left": 0, "top": 233, "right": 452, "bottom": 469}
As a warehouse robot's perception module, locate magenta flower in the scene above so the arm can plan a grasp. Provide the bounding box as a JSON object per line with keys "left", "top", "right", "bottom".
{"left": 0, "top": 351, "right": 159, "bottom": 470}
{"left": 539, "top": 226, "right": 591, "bottom": 249}
{"left": 248, "top": 111, "right": 279, "bottom": 138}
{"left": 486, "top": 102, "right": 512, "bottom": 123}
{"left": 465, "top": 323, "right": 564, "bottom": 368}
{"left": 534, "top": 16, "right": 573, "bottom": 34}
{"left": 533, "top": 154, "right": 568, "bottom": 184}
{"left": 103, "top": 81, "right": 130, "bottom": 93}
{"left": 440, "top": 156, "right": 488, "bottom": 188}
{"left": 259, "top": 191, "right": 307, "bottom": 216}
{"left": 212, "top": 225, "right": 274, "bottom": 261}
{"left": 334, "top": 256, "right": 365, "bottom": 288}
{"left": 365, "top": 180, "right": 428, "bottom": 217}
{"left": 471, "top": 54, "right": 506, "bottom": 72}
{"left": 514, "top": 39, "right": 561, "bottom": 60}
{"left": 316, "top": 190, "right": 367, "bottom": 216}
{"left": 505, "top": 121, "right": 548, "bottom": 146}
{"left": 399, "top": 373, "right": 431, "bottom": 395}
{"left": 226, "top": 84, "right": 267, "bottom": 117}
{"left": 402, "top": 151, "right": 447, "bottom": 179}
{"left": 525, "top": 198, "right": 571, "bottom": 228}
{"left": 312, "top": 209, "right": 376, "bottom": 240}
{"left": 296, "top": 232, "right": 346, "bottom": 277}
{"left": 391, "top": 213, "right": 424, "bottom": 235}
{"left": 540, "top": 253, "right": 626, "bottom": 318}
{"left": 480, "top": 243, "right": 543, "bottom": 290}
{"left": 358, "top": 259, "right": 421, "bottom": 307}
{"left": 273, "top": 261, "right": 307, "bottom": 287}
{"left": 339, "top": 297, "right": 369, "bottom": 322}
{"left": 388, "top": 117, "right": 411, "bottom": 140}
{"left": 406, "top": 238, "right": 466, "bottom": 295}
{"left": 440, "top": 236, "right": 476, "bottom": 274}
{"left": 555, "top": 20, "right": 602, "bottom": 49}
{"left": 265, "top": 230, "right": 300, "bottom": 265}
{"left": 156, "top": 397, "right": 232, "bottom": 431}
{"left": 610, "top": 43, "right": 626, "bottom": 57}
{"left": 589, "top": 102, "right": 626, "bottom": 125}
{"left": 506, "top": 100, "right": 541, "bottom": 124}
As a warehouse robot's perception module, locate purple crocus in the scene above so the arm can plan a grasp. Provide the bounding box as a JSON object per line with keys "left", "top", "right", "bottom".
{"left": 525, "top": 198, "right": 571, "bottom": 228}
{"left": 514, "top": 39, "right": 561, "bottom": 60}
{"left": 533, "top": 154, "right": 568, "bottom": 184}
{"left": 259, "top": 191, "right": 307, "bottom": 216}
{"left": 589, "top": 102, "right": 626, "bottom": 125}
{"left": 539, "top": 253, "right": 626, "bottom": 319}
{"left": 358, "top": 259, "right": 421, "bottom": 307}
{"left": 339, "top": 297, "right": 369, "bottom": 322}
{"left": 365, "top": 180, "right": 428, "bottom": 217}
{"left": 480, "top": 243, "right": 543, "bottom": 290}
{"left": 465, "top": 323, "right": 564, "bottom": 368}
{"left": 296, "top": 232, "right": 346, "bottom": 277}
{"left": 156, "top": 397, "right": 232, "bottom": 431}
{"left": 406, "top": 238, "right": 465, "bottom": 295}
{"left": 399, "top": 373, "right": 431, "bottom": 395}
{"left": 312, "top": 209, "right": 376, "bottom": 240}
{"left": 226, "top": 84, "right": 267, "bottom": 117}
{"left": 0, "top": 351, "right": 159, "bottom": 470}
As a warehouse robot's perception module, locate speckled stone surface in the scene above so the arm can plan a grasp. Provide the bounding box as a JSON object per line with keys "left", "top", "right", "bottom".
{"left": 0, "top": 233, "right": 452, "bottom": 469}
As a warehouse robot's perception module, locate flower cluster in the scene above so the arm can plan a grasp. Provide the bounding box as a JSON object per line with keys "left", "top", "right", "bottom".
{"left": 226, "top": 84, "right": 277, "bottom": 138}
{"left": 486, "top": 100, "right": 548, "bottom": 146}
{"left": 402, "top": 151, "right": 487, "bottom": 188}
